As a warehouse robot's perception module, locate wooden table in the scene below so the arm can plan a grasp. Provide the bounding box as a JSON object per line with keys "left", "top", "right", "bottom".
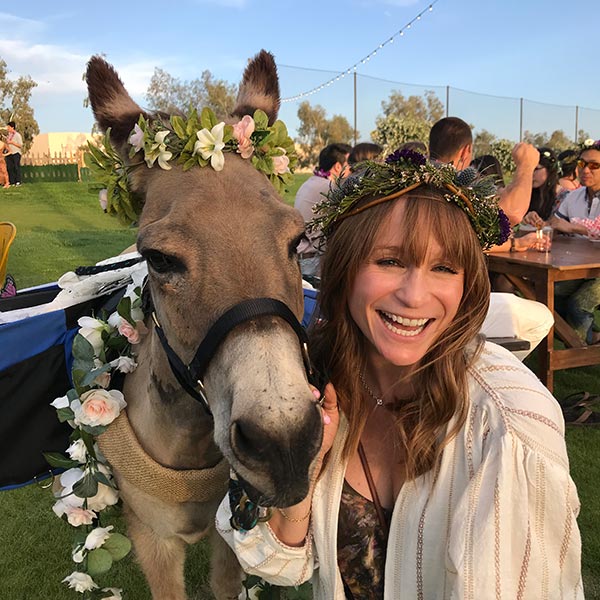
{"left": 487, "top": 235, "right": 600, "bottom": 392}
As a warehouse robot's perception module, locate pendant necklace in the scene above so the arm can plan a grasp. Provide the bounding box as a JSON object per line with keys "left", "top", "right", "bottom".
{"left": 359, "top": 372, "right": 384, "bottom": 407}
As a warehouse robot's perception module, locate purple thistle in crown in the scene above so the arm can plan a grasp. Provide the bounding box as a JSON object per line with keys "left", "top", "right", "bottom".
{"left": 385, "top": 147, "right": 427, "bottom": 166}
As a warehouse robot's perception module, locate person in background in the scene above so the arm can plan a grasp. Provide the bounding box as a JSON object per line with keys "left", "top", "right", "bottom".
{"left": 5, "top": 121, "right": 23, "bottom": 186}
{"left": 0, "top": 137, "right": 9, "bottom": 188}
{"left": 295, "top": 143, "right": 352, "bottom": 279}
{"left": 548, "top": 139, "right": 600, "bottom": 344}
{"left": 429, "top": 116, "right": 539, "bottom": 225}
{"left": 217, "top": 151, "right": 582, "bottom": 599}
{"left": 348, "top": 142, "right": 382, "bottom": 168}
{"left": 399, "top": 140, "right": 427, "bottom": 154}
{"left": 556, "top": 149, "right": 581, "bottom": 205}
{"left": 470, "top": 154, "right": 505, "bottom": 187}
{"left": 522, "top": 147, "right": 559, "bottom": 227}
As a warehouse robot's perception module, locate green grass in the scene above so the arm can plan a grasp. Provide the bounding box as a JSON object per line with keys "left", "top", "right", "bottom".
{"left": 1, "top": 181, "right": 599, "bottom": 598}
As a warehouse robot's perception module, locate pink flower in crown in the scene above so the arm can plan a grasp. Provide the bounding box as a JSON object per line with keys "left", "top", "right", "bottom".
{"left": 129, "top": 123, "right": 144, "bottom": 152}
{"left": 232, "top": 115, "right": 255, "bottom": 159}
{"left": 118, "top": 318, "right": 148, "bottom": 345}
{"left": 272, "top": 148, "right": 290, "bottom": 174}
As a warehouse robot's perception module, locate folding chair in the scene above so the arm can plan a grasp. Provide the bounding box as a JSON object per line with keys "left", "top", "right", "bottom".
{"left": 0, "top": 221, "right": 17, "bottom": 287}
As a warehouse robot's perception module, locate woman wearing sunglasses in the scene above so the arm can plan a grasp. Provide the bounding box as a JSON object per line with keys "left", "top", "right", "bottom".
{"left": 549, "top": 139, "right": 600, "bottom": 344}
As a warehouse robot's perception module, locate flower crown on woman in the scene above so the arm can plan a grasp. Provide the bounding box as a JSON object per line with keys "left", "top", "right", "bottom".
{"left": 308, "top": 148, "right": 511, "bottom": 251}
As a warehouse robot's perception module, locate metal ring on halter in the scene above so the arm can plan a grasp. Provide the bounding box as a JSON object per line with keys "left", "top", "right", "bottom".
{"left": 34, "top": 470, "right": 55, "bottom": 489}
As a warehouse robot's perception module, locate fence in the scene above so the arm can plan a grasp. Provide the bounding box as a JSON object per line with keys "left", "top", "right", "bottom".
{"left": 276, "top": 66, "right": 600, "bottom": 147}
{"left": 21, "top": 150, "right": 91, "bottom": 183}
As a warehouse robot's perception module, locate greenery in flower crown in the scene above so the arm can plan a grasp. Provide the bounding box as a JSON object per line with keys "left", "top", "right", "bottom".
{"left": 85, "top": 107, "right": 298, "bottom": 226}
{"left": 309, "top": 148, "right": 511, "bottom": 250}
{"left": 45, "top": 285, "right": 148, "bottom": 598}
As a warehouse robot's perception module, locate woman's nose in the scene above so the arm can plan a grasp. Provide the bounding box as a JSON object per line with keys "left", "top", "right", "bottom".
{"left": 394, "top": 267, "right": 428, "bottom": 306}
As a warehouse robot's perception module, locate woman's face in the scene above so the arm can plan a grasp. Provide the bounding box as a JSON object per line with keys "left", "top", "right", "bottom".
{"left": 348, "top": 200, "right": 465, "bottom": 371}
{"left": 532, "top": 164, "right": 548, "bottom": 189}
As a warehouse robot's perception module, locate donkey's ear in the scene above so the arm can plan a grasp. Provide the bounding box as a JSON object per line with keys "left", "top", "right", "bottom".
{"left": 86, "top": 56, "right": 147, "bottom": 150}
{"left": 232, "top": 50, "right": 280, "bottom": 125}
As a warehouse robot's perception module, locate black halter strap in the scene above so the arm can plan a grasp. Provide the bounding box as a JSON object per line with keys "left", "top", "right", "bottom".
{"left": 152, "top": 298, "right": 312, "bottom": 416}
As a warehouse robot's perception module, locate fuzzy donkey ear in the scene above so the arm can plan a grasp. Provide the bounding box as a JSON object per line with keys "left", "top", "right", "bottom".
{"left": 86, "top": 56, "right": 147, "bottom": 152}
{"left": 232, "top": 50, "right": 280, "bottom": 125}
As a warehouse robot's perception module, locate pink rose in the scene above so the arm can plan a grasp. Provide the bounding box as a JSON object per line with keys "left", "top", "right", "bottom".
{"left": 232, "top": 115, "right": 255, "bottom": 159}
{"left": 65, "top": 506, "right": 96, "bottom": 527}
{"left": 272, "top": 150, "right": 290, "bottom": 174}
{"left": 117, "top": 318, "right": 148, "bottom": 345}
{"left": 98, "top": 189, "right": 108, "bottom": 211}
{"left": 73, "top": 389, "right": 126, "bottom": 427}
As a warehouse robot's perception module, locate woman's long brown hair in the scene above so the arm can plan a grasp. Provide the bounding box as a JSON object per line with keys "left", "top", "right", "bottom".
{"left": 309, "top": 185, "right": 491, "bottom": 480}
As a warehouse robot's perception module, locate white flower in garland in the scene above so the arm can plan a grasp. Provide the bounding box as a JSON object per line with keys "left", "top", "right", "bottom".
{"left": 194, "top": 121, "right": 226, "bottom": 171}
{"left": 145, "top": 130, "right": 173, "bottom": 170}
{"left": 62, "top": 572, "right": 98, "bottom": 593}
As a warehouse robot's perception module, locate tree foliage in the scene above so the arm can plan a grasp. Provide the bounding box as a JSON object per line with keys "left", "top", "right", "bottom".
{"left": 145, "top": 68, "right": 238, "bottom": 120}
{"left": 0, "top": 58, "right": 39, "bottom": 153}
{"left": 295, "top": 101, "right": 354, "bottom": 168}
{"left": 370, "top": 89, "right": 444, "bottom": 155}
{"left": 522, "top": 129, "right": 574, "bottom": 152}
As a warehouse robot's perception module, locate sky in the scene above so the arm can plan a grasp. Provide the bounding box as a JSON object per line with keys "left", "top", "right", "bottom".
{"left": 2, "top": 0, "right": 599, "bottom": 143}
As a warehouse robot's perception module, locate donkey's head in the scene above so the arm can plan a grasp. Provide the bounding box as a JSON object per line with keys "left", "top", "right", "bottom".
{"left": 86, "top": 52, "right": 322, "bottom": 506}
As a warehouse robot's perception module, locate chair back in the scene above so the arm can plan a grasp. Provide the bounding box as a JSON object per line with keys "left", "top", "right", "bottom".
{"left": 0, "top": 222, "right": 17, "bottom": 286}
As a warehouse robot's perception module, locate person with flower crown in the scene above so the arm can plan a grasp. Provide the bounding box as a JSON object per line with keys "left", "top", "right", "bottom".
{"left": 216, "top": 149, "right": 583, "bottom": 599}
{"left": 294, "top": 143, "right": 352, "bottom": 279}
{"left": 521, "top": 147, "right": 560, "bottom": 228}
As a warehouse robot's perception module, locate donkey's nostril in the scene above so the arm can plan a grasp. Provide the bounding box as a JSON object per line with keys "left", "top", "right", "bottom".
{"left": 230, "top": 419, "right": 270, "bottom": 463}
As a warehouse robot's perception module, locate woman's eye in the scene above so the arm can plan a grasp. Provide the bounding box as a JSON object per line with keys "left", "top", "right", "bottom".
{"left": 143, "top": 250, "right": 184, "bottom": 274}
{"left": 433, "top": 264, "right": 459, "bottom": 275}
{"left": 376, "top": 258, "right": 403, "bottom": 267}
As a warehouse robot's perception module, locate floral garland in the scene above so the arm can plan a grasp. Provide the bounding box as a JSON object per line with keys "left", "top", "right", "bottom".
{"left": 46, "top": 281, "right": 148, "bottom": 598}
{"left": 308, "top": 148, "right": 511, "bottom": 250}
{"left": 85, "top": 107, "right": 298, "bottom": 226}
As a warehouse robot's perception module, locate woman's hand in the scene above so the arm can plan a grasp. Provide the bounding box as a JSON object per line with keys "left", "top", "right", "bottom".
{"left": 514, "top": 232, "right": 543, "bottom": 251}
{"left": 522, "top": 211, "right": 545, "bottom": 228}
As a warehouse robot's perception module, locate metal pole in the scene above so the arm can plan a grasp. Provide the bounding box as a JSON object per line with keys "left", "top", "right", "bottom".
{"left": 575, "top": 106, "right": 579, "bottom": 143}
{"left": 446, "top": 85, "right": 449, "bottom": 117}
{"left": 519, "top": 98, "right": 523, "bottom": 142}
{"left": 353, "top": 71, "right": 358, "bottom": 146}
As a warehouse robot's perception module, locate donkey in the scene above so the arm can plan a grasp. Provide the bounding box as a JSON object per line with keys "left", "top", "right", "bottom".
{"left": 86, "top": 52, "right": 322, "bottom": 599}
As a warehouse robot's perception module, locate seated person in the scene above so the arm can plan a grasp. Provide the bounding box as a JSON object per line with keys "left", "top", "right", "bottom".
{"left": 557, "top": 149, "right": 581, "bottom": 205}
{"left": 471, "top": 154, "right": 505, "bottom": 188}
{"left": 348, "top": 143, "right": 382, "bottom": 168}
{"left": 522, "top": 147, "right": 559, "bottom": 228}
{"left": 547, "top": 140, "right": 600, "bottom": 344}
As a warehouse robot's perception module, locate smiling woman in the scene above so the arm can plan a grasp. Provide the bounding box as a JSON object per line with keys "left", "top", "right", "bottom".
{"left": 217, "top": 150, "right": 584, "bottom": 599}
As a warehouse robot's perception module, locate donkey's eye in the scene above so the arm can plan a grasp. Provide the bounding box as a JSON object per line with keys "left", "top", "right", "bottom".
{"left": 143, "top": 250, "right": 184, "bottom": 274}
{"left": 290, "top": 233, "right": 307, "bottom": 259}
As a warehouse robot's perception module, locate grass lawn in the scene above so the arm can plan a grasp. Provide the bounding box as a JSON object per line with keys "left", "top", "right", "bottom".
{"left": 1, "top": 180, "right": 599, "bottom": 598}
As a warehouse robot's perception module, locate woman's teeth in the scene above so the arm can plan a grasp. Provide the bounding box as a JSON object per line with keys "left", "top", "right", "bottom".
{"left": 379, "top": 310, "right": 429, "bottom": 337}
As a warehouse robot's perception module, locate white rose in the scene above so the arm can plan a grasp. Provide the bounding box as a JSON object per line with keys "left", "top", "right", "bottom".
{"left": 65, "top": 506, "right": 96, "bottom": 527}
{"left": 73, "top": 389, "right": 126, "bottom": 427}
{"left": 98, "top": 188, "right": 108, "bottom": 210}
{"left": 584, "top": 138, "right": 595, "bottom": 147}
{"left": 66, "top": 439, "right": 87, "bottom": 463}
{"left": 56, "top": 468, "right": 86, "bottom": 509}
{"left": 87, "top": 481, "right": 119, "bottom": 511}
{"left": 50, "top": 395, "right": 70, "bottom": 409}
{"left": 78, "top": 317, "right": 110, "bottom": 355}
{"left": 84, "top": 525, "right": 114, "bottom": 550}
{"left": 110, "top": 355, "right": 137, "bottom": 373}
{"left": 62, "top": 571, "right": 98, "bottom": 593}
{"left": 101, "top": 588, "right": 123, "bottom": 600}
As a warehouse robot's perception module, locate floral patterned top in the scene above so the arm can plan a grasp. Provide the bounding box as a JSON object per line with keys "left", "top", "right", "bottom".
{"left": 337, "top": 479, "right": 391, "bottom": 600}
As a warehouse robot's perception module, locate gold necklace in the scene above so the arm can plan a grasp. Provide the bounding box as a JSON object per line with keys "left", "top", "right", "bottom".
{"left": 359, "top": 372, "right": 384, "bottom": 407}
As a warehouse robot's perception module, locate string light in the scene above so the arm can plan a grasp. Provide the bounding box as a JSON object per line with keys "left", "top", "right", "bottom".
{"left": 281, "top": 1, "right": 439, "bottom": 102}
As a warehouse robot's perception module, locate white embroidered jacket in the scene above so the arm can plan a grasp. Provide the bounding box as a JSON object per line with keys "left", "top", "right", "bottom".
{"left": 216, "top": 342, "right": 583, "bottom": 599}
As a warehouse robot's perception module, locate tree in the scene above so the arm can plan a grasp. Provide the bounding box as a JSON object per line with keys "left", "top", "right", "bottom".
{"left": 490, "top": 139, "right": 516, "bottom": 175}
{"left": 145, "top": 68, "right": 237, "bottom": 120}
{"left": 295, "top": 101, "right": 354, "bottom": 168}
{"left": 0, "top": 58, "right": 39, "bottom": 153}
{"left": 370, "top": 89, "right": 444, "bottom": 155}
{"left": 380, "top": 89, "right": 444, "bottom": 122}
{"left": 473, "top": 129, "right": 497, "bottom": 157}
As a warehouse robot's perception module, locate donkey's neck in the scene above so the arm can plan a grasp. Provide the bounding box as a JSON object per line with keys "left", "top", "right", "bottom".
{"left": 122, "top": 335, "right": 221, "bottom": 470}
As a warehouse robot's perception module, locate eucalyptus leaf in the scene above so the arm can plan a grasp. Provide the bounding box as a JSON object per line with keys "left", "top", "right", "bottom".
{"left": 73, "top": 334, "right": 96, "bottom": 362}
{"left": 56, "top": 406, "right": 75, "bottom": 423}
{"left": 102, "top": 532, "right": 132, "bottom": 561}
{"left": 73, "top": 472, "right": 98, "bottom": 498}
{"left": 87, "top": 547, "right": 113, "bottom": 576}
{"left": 81, "top": 363, "right": 112, "bottom": 387}
{"left": 43, "top": 452, "right": 79, "bottom": 469}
